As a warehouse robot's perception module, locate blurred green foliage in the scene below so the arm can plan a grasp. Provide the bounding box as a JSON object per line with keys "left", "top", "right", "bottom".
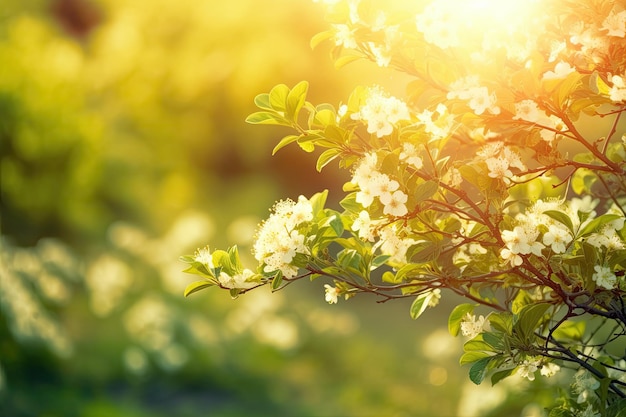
{"left": 0, "top": 0, "right": 561, "bottom": 415}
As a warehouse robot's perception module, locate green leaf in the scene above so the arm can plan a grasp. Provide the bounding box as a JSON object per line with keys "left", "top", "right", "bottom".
{"left": 272, "top": 135, "right": 300, "bottom": 155}
{"left": 594, "top": 72, "right": 611, "bottom": 96}
{"left": 552, "top": 319, "right": 585, "bottom": 341}
{"left": 410, "top": 291, "right": 434, "bottom": 320}
{"left": 313, "top": 108, "right": 337, "bottom": 127}
{"left": 459, "top": 351, "right": 493, "bottom": 366}
{"left": 298, "top": 141, "right": 315, "bottom": 152}
{"left": 271, "top": 271, "right": 283, "bottom": 291}
{"left": 179, "top": 255, "right": 196, "bottom": 263}
{"left": 337, "top": 249, "right": 363, "bottom": 274}
{"left": 544, "top": 210, "right": 575, "bottom": 234}
{"left": 515, "top": 303, "right": 551, "bottom": 342}
{"left": 371, "top": 255, "right": 391, "bottom": 268}
{"left": 212, "top": 249, "right": 231, "bottom": 269}
{"left": 482, "top": 332, "right": 505, "bottom": 350}
{"left": 184, "top": 280, "right": 214, "bottom": 297}
{"left": 413, "top": 180, "right": 438, "bottom": 202}
{"left": 578, "top": 214, "right": 622, "bottom": 237}
{"left": 448, "top": 303, "right": 475, "bottom": 336}
{"left": 228, "top": 245, "right": 244, "bottom": 272}
{"left": 464, "top": 338, "right": 495, "bottom": 354}
{"left": 395, "top": 263, "right": 426, "bottom": 282}
{"left": 488, "top": 312, "right": 513, "bottom": 335}
{"left": 469, "top": 356, "right": 493, "bottom": 385}
{"left": 491, "top": 368, "right": 515, "bottom": 386}
{"left": 340, "top": 192, "right": 361, "bottom": 213}
{"left": 253, "top": 93, "right": 272, "bottom": 110}
{"left": 324, "top": 212, "right": 344, "bottom": 236}
{"left": 316, "top": 148, "right": 341, "bottom": 172}
{"left": 334, "top": 54, "right": 363, "bottom": 69}
{"left": 309, "top": 189, "right": 329, "bottom": 216}
{"left": 310, "top": 29, "right": 334, "bottom": 50}
{"left": 571, "top": 167, "right": 597, "bottom": 195}
{"left": 269, "top": 84, "right": 290, "bottom": 112}
{"left": 607, "top": 399, "right": 626, "bottom": 417}
{"left": 245, "top": 111, "right": 289, "bottom": 125}
{"left": 286, "top": 81, "right": 309, "bottom": 121}
{"left": 382, "top": 270, "right": 398, "bottom": 283}
{"left": 548, "top": 407, "right": 574, "bottom": 417}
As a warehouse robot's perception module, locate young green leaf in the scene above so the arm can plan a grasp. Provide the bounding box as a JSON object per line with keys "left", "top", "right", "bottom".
{"left": 410, "top": 291, "right": 434, "bottom": 320}
{"left": 246, "top": 111, "right": 290, "bottom": 126}
{"left": 272, "top": 135, "right": 300, "bottom": 155}
{"left": 515, "top": 303, "right": 551, "bottom": 342}
{"left": 184, "top": 280, "right": 215, "bottom": 297}
{"left": 469, "top": 356, "right": 493, "bottom": 385}
{"left": 543, "top": 210, "right": 575, "bottom": 234}
{"left": 286, "top": 81, "right": 309, "bottom": 121}
{"left": 269, "top": 84, "right": 290, "bottom": 112}
{"left": 448, "top": 303, "right": 475, "bottom": 336}
{"left": 316, "top": 148, "right": 341, "bottom": 172}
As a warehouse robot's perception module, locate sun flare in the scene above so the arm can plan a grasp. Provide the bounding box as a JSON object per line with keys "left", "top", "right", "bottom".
{"left": 416, "top": 0, "right": 543, "bottom": 53}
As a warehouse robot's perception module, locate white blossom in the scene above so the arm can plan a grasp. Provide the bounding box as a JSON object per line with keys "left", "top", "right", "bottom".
{"left": 351, "top": 210, "right": 377, "bottom": 242}
{"left": 333, "top": 24, "right": 357, "bottom": 49}
{"left": 609, "top": 75, "right": 626, "bottom": 103}
{"left": 460, "top": 313, "right": 489, "bottom": 339}
{"left": 324, "top": 284, "right": 340, "bottom": 304}
{"left": 447, "top": 76, "right": 500, "bottom": 115}
{"left": 517, "top": 357, "right": 541, "bottom": 381}
{"left": 573, "top": 370, "right": 600, "bottom": 404}
{"left": 253, "top": 197, "right": 313, "bottom": 278}
{"left": 543, "top": 224, "right": 573, "bottom": 254}
{"left": 540, "top": 362, "right": 561, "bottom": 377}
{"left": 193, "top": 246, "right": 214, "bottom": 269}
{"left": 380, "top": 190, "right": 408, "bottom": 217}
{"left": 351, "top": 87, "right": 410, "bottom": 138}
{"left": 542, "top": 60, "right": 575, "bottom": 80}
{"left": 601, "top": 9, "right": 626, "bottom": 37}
{"left": 592, "top": 265, "right": 617, "bottom": 290}
{"left": 218, "top": 269, "right": 257, "bottom": 289}
{"left": 399, "top": 142, "right": 423, "bottom": 170}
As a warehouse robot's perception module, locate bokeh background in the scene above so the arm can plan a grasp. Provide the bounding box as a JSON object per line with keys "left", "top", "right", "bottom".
{"left": 1, "top": 1, "right": 562, "bottom": 416}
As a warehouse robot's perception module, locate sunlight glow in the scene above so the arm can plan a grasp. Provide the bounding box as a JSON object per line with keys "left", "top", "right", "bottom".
{"left": 416, "top": 0, "right": 543, "bottom": 53}
{"left": 460, "top": 0, "right": 540, "bottom": 28}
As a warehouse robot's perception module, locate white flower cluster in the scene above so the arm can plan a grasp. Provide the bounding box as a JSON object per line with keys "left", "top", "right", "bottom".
{"left": 572, "top": 370, "right": 600, "bottom": 404}
{"left": 351, "top": 152, "right": 409, "bottom": 217}
{"left": 476, "top": 142, "right": 526, "bottom": 183}
{"left": 399, "top": 142, "right": 423, "bottom": 170}
{"left": 218, "top": 269, "right": 257, "bottom": 290}
{"left": 609, "top": 74, "right": 626, "bottom": 103}
{"left": 601, "top": 8, "right": 626, "bottom": 38}
{"left": 447, "top": 76, "right": 500, "bottom": 115}
{"left": 351, "top": 87, "right": 411, "bottom": 138}
{"left": 500, "top": 199, "right": 576, "bottom": 266}
{"left": 517, "top": 357, "right": 560, "bottom": 381}
{"left": 513, "top": 99, "right": 565, "bottom": 143}
{"left": 253, "top": 196, "right": 313, "bottom": 278}
{"left": 460, "top": 313, "right": 489, "bottom": 339}
{"left": 376, "top": 223, "right": 417, "bottom": 264}
{"left": 500, "top": 199, "right": 624, "bottom": 290}
{"left": 542, "top": 60, "right": 576, "bottom": 80}
{"left": 415, "top": 3, "right": 460, "bottom": 49}
{"left": 592, "top": 265, "right": 617, "bottom": 290}
{"left": 351, "top": 210, "right": 378, "bottom": 242}
{"left": 193, "top": 246, "right": 258, "bottom": 290}
{"left": 415, "top": 103, "right": 455, "bottom": 141}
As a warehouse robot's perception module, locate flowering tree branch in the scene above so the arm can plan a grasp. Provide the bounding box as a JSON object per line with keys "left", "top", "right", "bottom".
{"left": 182, "top": 0, "right": 626, "bottom": 415}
